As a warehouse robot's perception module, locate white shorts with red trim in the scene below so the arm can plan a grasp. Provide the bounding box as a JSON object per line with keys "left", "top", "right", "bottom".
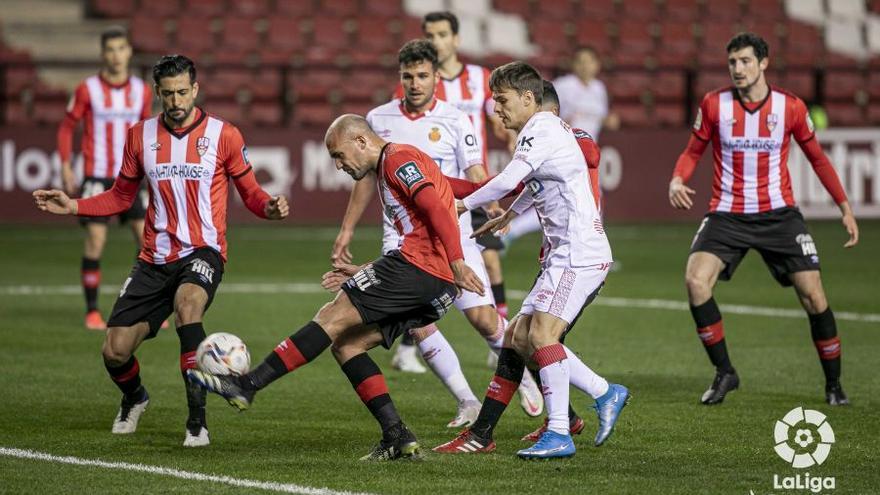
{"left": 520, "top": 262, "right": 610, "bottom": 324}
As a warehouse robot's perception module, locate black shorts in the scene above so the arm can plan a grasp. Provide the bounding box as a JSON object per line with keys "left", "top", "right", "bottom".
{"left": 107, "top": 248, "right": 224, "bottom": 338}
{"left": 470, "top": 208, "right": 505, "bottom": 250}
{"left": 340, "top": 251, "right": 457, "bottom": 349}
{"left": 79, "top": 177, "right": 147, "bottom": 225}
{"left": 690, "top": 207, "right": 820, "bottom": 287}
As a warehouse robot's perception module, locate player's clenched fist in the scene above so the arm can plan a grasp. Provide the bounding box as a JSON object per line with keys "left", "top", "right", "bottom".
{"left": 33, "top": 189, "right": 77, "bottom": 215}
{"left": 264, "top": 195, "right": 289, "bottom": 219}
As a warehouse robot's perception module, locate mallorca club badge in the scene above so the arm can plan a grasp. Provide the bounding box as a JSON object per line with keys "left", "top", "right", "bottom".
{"left": 429, "top": 127, "right": 441, "bottom": 142}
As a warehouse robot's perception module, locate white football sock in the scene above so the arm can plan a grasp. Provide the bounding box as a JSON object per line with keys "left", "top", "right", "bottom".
{"left": 564, "top": 346, "right": 609, "bottom": 399}
{"left": 538, "top": 357, "right": 570, "bottom": 435}
{"left": 418, "top": 331, "right": 478, "bottom": 404}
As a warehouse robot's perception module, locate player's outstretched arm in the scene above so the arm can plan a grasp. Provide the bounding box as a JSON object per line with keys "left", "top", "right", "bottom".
{"left": 332, "top": 174, "right": 377, "bottom": 263}
{"left": 669, "top": 134, "right": 707, "bottom": 210}
{"left": 798, "top": 136, "right": 857, "bottom": 247}
{"left": 33, "top": 190, "right": 77, "bottom": 215}
{"left": 460, "top": 160, "right": 531, "bottom": 211}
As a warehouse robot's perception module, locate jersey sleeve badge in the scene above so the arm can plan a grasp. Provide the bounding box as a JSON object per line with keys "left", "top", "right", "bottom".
{"left": 693, "top": 108, "right": 703, "bottom": 131}
{"left": 395, "top": 161, "right": 426, "bottom": 189}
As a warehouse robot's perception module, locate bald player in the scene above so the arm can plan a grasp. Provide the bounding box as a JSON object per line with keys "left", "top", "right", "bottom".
{"left": 189, "top": 115, "right": 484, "bottom": 461}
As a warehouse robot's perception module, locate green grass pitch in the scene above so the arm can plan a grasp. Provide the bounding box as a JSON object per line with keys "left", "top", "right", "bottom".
{"left": 0, "top": 220, "right": 877, "bottom": 494}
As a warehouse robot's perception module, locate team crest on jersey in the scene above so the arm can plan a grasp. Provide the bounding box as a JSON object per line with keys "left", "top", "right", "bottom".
{"left": 196, "top": 137, "right": 210, "bottom": 156}
{"left": 395, "top": 161, "right": 425, "bottom": 189}
{"left": 241, "top": 145, "right": 251, "bottom": 164}
{"left": 429, "top": 127, "right": 442, "bottom": 142}
{"left": 767, "top": 113, "right": 778, "bottom": 132}
{"left": 693, "top": 108, "right": 703, "bottom": 130}
{"left": 150, "top": 142, "right": 162, "bottom": 151}
{"left": 806, "top": 113, "right": 816, "bottom": 133}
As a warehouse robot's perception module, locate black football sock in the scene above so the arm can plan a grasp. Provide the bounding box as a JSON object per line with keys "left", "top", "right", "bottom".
{"left": 690, "top": 297, "right": 734, "bottom": 373}
{"left": 105, "top": 356, "right": 145, "bottom": 399}
{"left": 81, "top": 257, "right": 100, "bottom": 312}
{"left": 528, "top": 367, "right": 580, "bottom": 424}
{"left": 178, "top": 322, "right": 207, "bottom": 427}
{"left": 470, "top": 347, "right": 525, "bottom": 440}
{"left": 809, "top": 308, "right": 841, "bottom": 385}
{"left": 246, "top": 321, "right": 332, "bottom": 390}
{"left": 491, "top": 282, "right": 507, "bottom": 317}
{"left": 341, "top": 353, "right": 402, "bottom": 441}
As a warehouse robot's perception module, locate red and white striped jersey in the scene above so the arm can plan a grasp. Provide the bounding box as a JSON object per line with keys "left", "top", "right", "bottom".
{"left": 119, "top": 110, "right": 252, "bottom": 264}
{"left": 57, "top": 75, "right": 152, "bottom": 179}
{"left": 377, "top": 143, "right": 459, "bottom": 283}
{"left": 394, "top": 63, "right": 494, "bottom": 165}
{"left": 693, "top": 86, "right": 816, "bottom": 213}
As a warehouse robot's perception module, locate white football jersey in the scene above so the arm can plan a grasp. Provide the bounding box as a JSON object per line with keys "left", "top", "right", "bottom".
{"left": 512, "top": 111, "right": 612, "bottom": 267}
{"left": 553, "top": 74, "right": 609, "bottom": 139}
{"left": 367, "top": 98, "right": 483, "bottom": 245}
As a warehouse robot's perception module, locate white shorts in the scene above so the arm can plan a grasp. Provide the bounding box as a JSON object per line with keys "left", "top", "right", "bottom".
{"left": 520, "top": 263, "right": 610, "bottom": 324}
{"left": 382, "top": 228, "right": 494, "bottom": 312}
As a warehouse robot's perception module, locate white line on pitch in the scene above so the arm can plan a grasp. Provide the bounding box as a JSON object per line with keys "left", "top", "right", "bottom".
{"left": 2, "top": 282, "right": 878, "bottom": 323}
{"left": 0, "top": 447, "right": 376, "bottom": 495}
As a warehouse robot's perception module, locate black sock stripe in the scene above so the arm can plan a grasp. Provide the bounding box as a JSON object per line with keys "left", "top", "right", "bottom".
{"left": 340, "top": 353, "right": 382, "bottom": 388}
{"left": 690, "top": 297, "right": 722, "bottom": 327}
{"left": 495, "top": 348, "right": 525, "bottom": 382}
{"left": 290, "top": 321, "right": 332, "bottom": 362}
{"left": 176, "top": 322, "right": 206, "bottom": 352}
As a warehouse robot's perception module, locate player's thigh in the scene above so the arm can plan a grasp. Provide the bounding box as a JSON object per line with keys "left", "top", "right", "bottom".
{"left": 331, "top": 324, "right": 386, "bottom": 364}
{"left": 103, "top": 322, "right": 151, "bottom": 364}
{"left": 84, "top": 222, "right": 108, "bottom": 254}
{"left": 172, "top": 248, "right": 224, "bottom": 325}
{"left": 314, "top": 290, "right": 366, "bottom": 340}
{"left": 685, "top": 251, "right": 726, "bottom": 289}
{"left": 107, "top": 262, "right": 175, "bottom": 340}
{"left": 173, "top": 283, "right": 209, "bottom": 324}
{"left": 508, "top": 313, "right": 532, "bottom": 356}
{"left": 526, "top": 311, "right": 570, "bottom": 351}
{"left": 462, "top": 304, "right": 498, "bottom": 337}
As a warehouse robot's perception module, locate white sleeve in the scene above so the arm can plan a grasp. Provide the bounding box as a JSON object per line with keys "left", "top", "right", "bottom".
{"left": 461, "top": 159, "right": 531, "bottom": 210}
{"left": 597, "top": 81, "right": 609, "bottom": 119}
{"left": 455, "top": 113, "right": 482, "bottom": 173}
{"left": 510, "top": 188, "right": 535, "bottom": 215}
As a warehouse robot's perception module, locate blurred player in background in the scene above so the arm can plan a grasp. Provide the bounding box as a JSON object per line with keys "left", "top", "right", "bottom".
{"left": 56, "top": 27, "right": 152, "bottom": 330}
{"left": 332, "top": 40, "right": 543, "bottom": 426}
{"left": 668, "top": 33, "right": 859, "bottom": 406}
{"left": 503, "top": 46, "right": 617, "bottom": 248}
{"left": 191, "top": 114, "right": 485, "bottom": 461}
{"left": 36, "top": 55, "right": 289, "bottom": 447}
{"left": 388, "top": 12, "right": 512, "bottom": 371}
{"left": 435, "top": 62, "right": 629, "bottom": 459}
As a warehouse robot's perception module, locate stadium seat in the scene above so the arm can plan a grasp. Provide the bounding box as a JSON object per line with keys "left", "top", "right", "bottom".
{"left": 828, "top": 0, "right": 866, "bottom": 20}
{"left": 307, "top": 17, "right": 354, "bottom": 50}
{"left": 574, "top": 19, "right": 612, "bottom": 53}
{"left": 706, "top": 1, "right": 743, "bottom": 22}
{"left": 494, "top": 0, "right": 533, "bottom": 17}
{"left": 867, "top": 103, "right": 880, "bottom": 124}
{"left": 784, "top": 0, "right": 825, "bottom": 26}
{"left": 293, "top": 102, "right": 335, "bottom": 127}
{"left": 138, "top": 0, "right": 180, "bottom": 18}
{"left": 450, "top": 0, "right": 492, "bottom": 17}
{"left": 4, "top": 66, "right": 37, "bottom": 96}
{"left": 615, "top": 20, "right": 656, "bottom": 55}
{"left": 396, "top": 19, "right": 425, "bottom": 44}
{"left": 823, "top": 72, "right": 865, "bottom": 101}
{"left": 487, "top": 14, "right": 536, "bottom": 58}
{"left": 230, "top": 0, "right": 271, "bottom": 17}
{"left": 207, "top": 68, "right": 253, "bottom": 99}
{"left": 867, "top": 72, "right": 880, "bottom": 98}
{"left": 343, "top": 101, "right": 377, "bottom": 118}
{"left": 580, "top": 0, "right": 617, "bottom": 19}
{"left": 362, "top": 0, "right": 404, "bottom": 17}
{"left": 664, "top": 0, "right": 700, "bottom": 22}
{"left": 207, "top": 100, "right": 248, "bottom": 123}
{"left": 652, "top": 71, "right": 687, "bottom": 101}
{"left": 657, "top": 22, "right": 696, "bottom": 64}
{"left": 825, "top": 102, "right": 865, "bottom": 126}
{"left": 175, "top": 18, "right": 217, "bottom": 54}
{"left": 777, "top": 72, "right": 816, "bottom": 101}
{"left": 695, "top": 71, "right": 733, "bottom": 96}
{"left": 653, "top": 102, "right": 687, "bottom": 126}
{"left": 531, "top": 19, "right": 571, "bottom": 54}
{"left": 32, "top": 99, "right": 67, "bottom": 126}
{"left": 825, "top": 19, "right": 868, "bottom": 60}
{"left": 867, "top": 16, "right": 880, "bottom": 53}
{"left": 698, "top": 25, "right": 743, "bottom": 66}
{"left": 290, "top": 69, "right": 341, "bottom": 102}
{"left": 250, "top": 101, "right": 284, "bottom": 126}
{"left": 130, "top": 16, "right": 170, "bottom": 54}
{"left": 275, "top": 0, "right": 317, "bottom": 16}
{"left": 183, "top": 0, "right": 227, "bottom": 17}
{"left": 606, "top": 71, "right": 652, "bottom": 100}
{"left": 4, "top": 100, "right": 29, "bottom": 125}
{"left": 620, "top": 0, "right": 660, "bottom": 21}
{"left": 354, "top": 17, "right": 400, "bottom": 54}
{"left": 403, "top": 0, "right": 445, "bottom": 18}
{"left": 320, "top": 0, "right": 360, "bottom": 17}
{"left": 266, "top": 18, "right": 306, "bottom": 52}
{"left": 219, "top": 17, "right": 262, "bottom": 51}
{"left": 746, "top": 0, "right": 785, "bottom": 20}
{"left": 91, "top": 0, "right": 136, "bottom": 18}
{"left": 250, "top": 68, "right": 283, "bottom": 100}
{"left": 614, "top": 102, "right": 651, "bottom": 127}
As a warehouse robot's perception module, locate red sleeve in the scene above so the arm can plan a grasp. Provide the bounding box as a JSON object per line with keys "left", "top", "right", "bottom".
{"left": 57, "top": 83, "right": 90, "bottom": 163}
{"left": 232, "top": 169, "right": 271, "bottom": 218}
{"left": 788, "top": 96, "right": 817, "bottom": 144}
{"left": 672, "top": 133, "right": 709, "bottom": 182}
{"left": 219, "top": 123, "right": 251, "bottom": 178}
{"left": 445, "top": 175, "right": 524, "bottom": 199}
{"left": 800, "top": 137, "right": 848, "bottom": 204}
{"left": 411, "top": 184, "right": 464, "bottom": 263}
{"left": 76, "top": 176, "right": 139, "bottom": 216}
{"left": 691, "top": 93, "right": 715, "bottom": 142}
{"left": 141, "top": 87, "right": 153, "bottom": 119}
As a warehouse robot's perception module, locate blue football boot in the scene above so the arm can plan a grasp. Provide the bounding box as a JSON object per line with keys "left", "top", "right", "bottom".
{"left": 594, "top": 383, "right": 630, "bottom": 446}
{"left": 516, "top": 430, "right": 576, "bottom": 459}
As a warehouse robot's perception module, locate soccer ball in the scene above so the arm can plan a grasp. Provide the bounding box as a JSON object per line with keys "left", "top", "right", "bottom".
{"left": 196, "top": 332, "right": 251, "bottom": 376}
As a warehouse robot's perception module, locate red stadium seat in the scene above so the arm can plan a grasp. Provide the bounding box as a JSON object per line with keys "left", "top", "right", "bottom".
{"left": 615, "top": 20, "right": 655, "bottom": 54}
{"left": 343, "top": 101, "right": 377, "bottom": 118}
{"left": 267, "top": 18, "right": 307, "bottom": 51}
{"left": 606, "top": 71, "right": 652, "bottom": 100}
{"left": 353, "top": 17, "right": 398, "bottom": 54}
{"left": 293, "top": 102, "right": 335, "bottom": 127}
{"left": 825, "top": 103, "right": 865, "bottom": 127}
{"left": 320, "top": 0, "right": 359, "bottom": 17}
{"left": 175, "top": 18, "right": 217, "bottom": 54}
{"left": 614, "top": 102, "right": 652, "bottom": 127}
{"left": 250, "top": 102, "right": 284, "bottom": 126}
{"left": 91, "top": 0, "right": 136, "bottom": 18}
{"left": 868, "top": 72, "right": 880, "bottom": 99}
{"left": 494, "top": 0, "right": 533, "bottom": 17}
{"left": 652, "top": 71, "right": 687, "bottom": 101}
{"left": 130, "top": 16, "right": 170, "bottom": 54}
{"left": 220, "top": 17, "right": 262, "bottom": 51}
{"left": 362, "top": 0, "right": 404, "bottom": 17}
{"left": 205, "top": 99, "right": 245, "bottom": 122}
{"left": 695, "top": 71, "right": 733, "bottom": 96}
{"left": 745, "top": 0, "right": 785, "bottom": 20}
{"left": 183, "top": 0, "right": 227, "bottom": 17}
{"left": 251, "top": 68, "right": 283, "bottom": 100}
{"left": 32, "top": 99, "right": 67, "bottom": 126}
{"left": 664, "top": 0, "right": 701, "bottom": 22}
{"left": 706, "top": 1, "right": 742, "bottom": 22}
{"left": 4, "top": 66, "right": 37, "bottom": 95}
{"left": 230, "top": 0, "right": 271, "bottom": 17}
{"left": 697, "top": 25, "right": 741, "bottom": 67}
{"left": 539, "top": 0, "right": 576, "bottom": 21}
{"left": 275, "top": 0, "right": 318, "bottom": 16}
{"left": 653, "top": 102, "right": 687, "bottom": 127}
{"left": 620, "top": 0, "right": 660, "bottom": 21}
{"left": 138, "top": 0, "right": 180, "bottom": 18}
{"left": 573, "top": 20, "right": 612, "bottom": 53}
{"left": 206, "top": 68, "right": 253, "bottom": 99}
{"left": 4, "top": 100, "right": 30, "bottom": 125}
{"left": 867, "top": 103, "right": 880, "bottom": 124}
{"left": 291, "top": 70, "right": 341, "bottom": 102}
{"left": 395, "top": 19, "right": 425, "bottom": 44}
{"left": 823, "top": 73, "right": 866, "bottom": 102}
{"left": 580, "top": 0, "right": 617, "bottom": 19}
{"left": 656, "top": 22, "right": 695, "bottom": 66}
{"left": 307, "top": 17, "right": 353, "bottom": 50}
{"left": 777, "top": 72, "right": 816, "bottom": 101}
{"left": 531, "top": 19, "right": 573, "bottom": 56}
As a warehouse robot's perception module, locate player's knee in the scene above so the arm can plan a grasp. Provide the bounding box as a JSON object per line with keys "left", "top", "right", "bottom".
{"left": 102, "top": 336, "right": 131, "bottom": 365}
{"left": 802, "top": 290, "right": 828, "bottom": 315}
{"left": 468, "top": 309, "right": 497, "bottom": 337}
{"left": 510, "top": 329, "right": 530, "bottom": 356}
{"left": 685, "top": 272, "right": 712, "bottom": 299}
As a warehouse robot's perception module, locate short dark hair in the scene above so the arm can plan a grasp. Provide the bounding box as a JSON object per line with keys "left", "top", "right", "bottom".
{"left": 398, "top": 39, "right": 439, "bottom": 69}
{"left": 100, "top": 26, "right": 129, "bottom": 48}
{"left": 726, "top": 32, "right": 769, "bottom": 60}
{"left": 152, "top": 54, "right": 197, "bottom": 85}
{"left": 422, "top": 11, "right": 459, "bottom": 34}
{"left": 542, "top": 80, "right": 559, "bottom": 110}
{"left": 489, "top": 61, "right": 544, "bottom": 106}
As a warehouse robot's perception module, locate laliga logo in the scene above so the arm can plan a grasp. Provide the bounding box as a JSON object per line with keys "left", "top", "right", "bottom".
{"left": 774, "top": 406, "right": 834, "bottom": 468}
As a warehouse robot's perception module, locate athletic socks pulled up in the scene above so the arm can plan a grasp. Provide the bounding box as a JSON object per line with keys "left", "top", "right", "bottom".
{"left": 81, "top": 257, "right": 101, "bottom": 312}
{"left": 417, "top": 330, "right": 478, "bottom": 405}
{"left": 341, "top": 353, "right": 402, "bottom": 441}
{"left": 105, "top": 355, "right": 144, "bottom": 399}
{"left": 809, "top": 308, "right": 842, "bottom": 385}
{"left": 491, "top": 283, "right": 507, "bottom": 319}
{"left": 178, "top": 322, "right": 207, "bottom": 426}
{"left": 533, "top": 343, "right": 570, "bottom": 435}
{"left": 470, "top": 347, "right": 525, "bottom": 440}
{"left": 690, "top": 297, "right": 734, "bottom": 373}
{"left": 246, "top": 321, "right": 332, "bottom": 390}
